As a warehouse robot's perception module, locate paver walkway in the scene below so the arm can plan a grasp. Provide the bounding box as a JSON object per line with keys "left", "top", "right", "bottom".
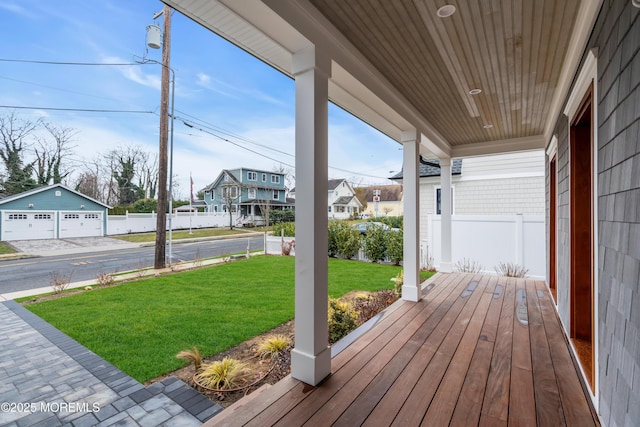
{"left": 0, "top": 301, "right": 222, "bottom": 426}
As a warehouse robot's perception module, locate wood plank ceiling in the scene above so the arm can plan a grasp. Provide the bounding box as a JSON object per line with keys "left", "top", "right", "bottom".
{"left": 307, "top": 0, "right": 581, "bottom": 146}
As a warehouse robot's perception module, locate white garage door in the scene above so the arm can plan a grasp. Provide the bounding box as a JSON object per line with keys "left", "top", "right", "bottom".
{"left": 1, "top": 211, "right": 56, "bottom": 241}
{"left": 59, "top": 211, "right": 103, "bottom": 238}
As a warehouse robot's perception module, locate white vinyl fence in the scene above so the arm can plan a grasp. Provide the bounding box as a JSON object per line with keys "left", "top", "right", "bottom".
{"left": 426, "top": 214, "right": 545, "bottom": 279}
{"left": 107, "top": 211, "right": 241, "bottom": 235}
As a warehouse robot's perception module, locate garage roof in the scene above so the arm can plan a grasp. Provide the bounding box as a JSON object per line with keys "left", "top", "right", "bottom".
{"left": 0, "top": 184, "right": 111, "bottom": 209}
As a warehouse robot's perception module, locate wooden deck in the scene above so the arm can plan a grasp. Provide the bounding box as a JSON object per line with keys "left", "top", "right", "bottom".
{"left": 207, "top": 273, "right": 599, "bottom": 426}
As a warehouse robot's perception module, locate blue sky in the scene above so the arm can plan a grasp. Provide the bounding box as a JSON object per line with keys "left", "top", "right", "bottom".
{"left": 0, "top": 0, "right": 402, "bottom": 199}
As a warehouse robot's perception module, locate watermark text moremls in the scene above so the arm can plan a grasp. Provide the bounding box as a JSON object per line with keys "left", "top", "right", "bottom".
{"left": 1, "top": 401, "right": 100, "bottom": 413}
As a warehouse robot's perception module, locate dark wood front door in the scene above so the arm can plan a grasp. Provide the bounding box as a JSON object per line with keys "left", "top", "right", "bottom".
{"left": 569, "top": 84, "right": 594, "bottom": 392}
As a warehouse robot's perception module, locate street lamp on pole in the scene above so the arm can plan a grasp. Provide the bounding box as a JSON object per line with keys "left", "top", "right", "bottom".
{"left": 147, "top": 5, "right": 174, "bottom": 268}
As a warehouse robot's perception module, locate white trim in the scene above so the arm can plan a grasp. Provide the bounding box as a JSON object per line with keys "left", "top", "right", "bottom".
{"left": 546, "top": 134, "right": 558, "bottom": 158}
{"left": 564, "top": 49, "right": 598, "bottom": 119}
{"left": 457, "top": 171, "right": 545, "bottom": 182}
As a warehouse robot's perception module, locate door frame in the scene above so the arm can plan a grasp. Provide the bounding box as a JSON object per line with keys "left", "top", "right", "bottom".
{"left": 563, "top": 49, "right": 599, "bottom": 401}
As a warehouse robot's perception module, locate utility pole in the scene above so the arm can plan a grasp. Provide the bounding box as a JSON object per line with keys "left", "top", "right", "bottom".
{"left": 154, "top": 4, "right": 171, "bottom": 269}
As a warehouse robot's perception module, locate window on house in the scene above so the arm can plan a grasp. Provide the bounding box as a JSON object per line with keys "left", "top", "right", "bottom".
{"left": 85, "top": 213, "right": 99, "bottom": 219}
{"left": 435, "top": 187, "right": 455, "bottom": 215}
{"left": 248, "top": 188, "right": 256, "bottom": 199}
{"left": 328, "top": 206, "right": 332, "bottom": 212}
{"left": 271, "top": 175, "right": 281, "bottom": 184}
{"left": 272, "top": 190, "right": 279, "bottom": 200}
{"left": 8, "top": 214, "right": 27, "bottom": 220}
{"left": 223, "top": 186, "right": 238, "bottom": 199}
{"left": 247, "top": 171, "right": 257, "bottom": 181}
{"left": 64, "top": 214, "right": 80, "bottom": 219}
{"left": 35, "top": 214, "right": 52, "bottom": 220}
{"left": 210, "top": 191, "right": 215, "bottom": 200}
{"left": 262, "top": 173, "right": 267, "bottom": 182}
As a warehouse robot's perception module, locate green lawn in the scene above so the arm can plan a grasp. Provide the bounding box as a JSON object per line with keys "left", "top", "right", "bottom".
{"left": 113, "top": 227, "right": 255, "bottom": 243}
{"left": 0, "top": 242, "right": 17, "bottom": 254}
{"left": 26, "top": 256, "right": 433, "bottom": 382}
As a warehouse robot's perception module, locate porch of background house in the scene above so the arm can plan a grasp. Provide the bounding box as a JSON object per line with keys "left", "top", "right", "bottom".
{"left": 208, "top": 272, "right": 598, "bottom": 426}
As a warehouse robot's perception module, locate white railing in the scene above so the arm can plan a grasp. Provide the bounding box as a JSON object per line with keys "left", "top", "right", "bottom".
{"left": 426, "top": 214, "right": 545, "bottom": 278}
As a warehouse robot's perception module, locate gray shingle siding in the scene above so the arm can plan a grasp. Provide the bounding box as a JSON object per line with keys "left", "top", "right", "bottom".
{"left": 550, "top": 1, "right": 640, "bottom": 425}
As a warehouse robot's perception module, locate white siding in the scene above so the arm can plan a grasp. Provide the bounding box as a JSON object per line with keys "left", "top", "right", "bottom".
{"left": 459, "top": 151, "right": 545, "bottom": 180}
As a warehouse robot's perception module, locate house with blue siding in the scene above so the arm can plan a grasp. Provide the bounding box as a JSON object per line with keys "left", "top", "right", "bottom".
{"left": 0, "top": 184, "right": 110, "bottom": 241}
{"left": 202, "top": 168, "right": 294, "bottom": 223}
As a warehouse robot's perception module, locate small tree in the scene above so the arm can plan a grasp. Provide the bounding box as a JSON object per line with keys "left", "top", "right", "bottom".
{"left": 218, "top": 182, "right": 240, "bottom": 229}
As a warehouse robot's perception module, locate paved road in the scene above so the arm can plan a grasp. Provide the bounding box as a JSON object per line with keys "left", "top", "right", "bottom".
{"left": 0, "top": 236, "right": 263, "bottom": 294}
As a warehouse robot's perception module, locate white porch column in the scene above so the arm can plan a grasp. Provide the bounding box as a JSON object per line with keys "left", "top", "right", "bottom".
{"left": 401, "top": 130, "right": 421, "bottom": 302}
{"left": 290, "top": 45, "right": 332, "bottom": 386}
{"left": 440, "top": 158, "right": 453, "bottom": 272}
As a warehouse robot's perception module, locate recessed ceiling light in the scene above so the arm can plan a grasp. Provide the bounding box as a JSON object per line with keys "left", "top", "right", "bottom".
{"left": 469, "top": 88, "right": 482, "bottom": 95}
{"left": 437, "top": 5, "right": 456, "bottom": 18}
{"left": 483, "top": 124, "right": 493, "bottom": 129}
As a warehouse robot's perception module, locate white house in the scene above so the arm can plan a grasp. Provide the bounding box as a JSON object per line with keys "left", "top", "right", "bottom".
{"left": 391, "top": 151, "right": 545, "bottom": 238}
{"left": 291, "top": 178, "right": 362, "bottom": 219}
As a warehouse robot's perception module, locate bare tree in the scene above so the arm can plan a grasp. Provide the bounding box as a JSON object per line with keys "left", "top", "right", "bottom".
{"left": 218, "top": 180, "right": 240, "bottom": 229}
{"left": 102, "top": 146, "right": 157, "bottom": 206}
{"left": 274, "top": 164, "right": 295, "bottom": 194}
{"left": 33, "top": 122, "right": 77, "bottom": 185}
{"left": 137, "top": 150, "right": 158, "bottom": 199}
{"left": 0, "top": 112, "right": 38, "bottom": 195}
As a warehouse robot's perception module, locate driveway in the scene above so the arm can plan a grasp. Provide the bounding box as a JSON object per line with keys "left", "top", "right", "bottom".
{"left": 7, "top": 237, "right": 139, "bottom": 257}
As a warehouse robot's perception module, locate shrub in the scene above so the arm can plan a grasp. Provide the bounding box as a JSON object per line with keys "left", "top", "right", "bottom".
{"left": 50, "top": 270, "right": 72, "bottom": 294}
{"left": 495, "top": 262, "right": 528, "bottom": 278}
{"left": 351, "top": 290, "right": 397, "bottom": 325}
{"left": 363, "top": 224, "right": 387, "bottom": 263}
{"left": 327, "top": 220, "right": 341, "bottom": 257}
{"left": 328, "top": 220, "right": 363, "bottom": 259}
{"left": 393, "top": 270, "right": 404, "bottom": 298}
{"left": 386, "top": 229, "right": 403, "bottom": 265}
{"left": 272, "top": 221, "right": 295, "bottom": 237}
{"left": 453, "top": 258, "right": 483, "bottom": 273}
{"left": 132, "top": 198, "right": 157, "bottom": 213}
{"left": 256, "top": 335, "right": 292, "bottom": 360}
{"left": 328, "top": 298, "right": 358, "bottom": 344}
{"left": 281, "top": 239, "right": 295, "bottom": 256}
{"left": 96, "top": 271, "right": 115, "bottom": 287}
{"left": 176, "top": 347, "right": 202, "bottom": 370}
{"left": 372, "top": 216, "right": 403, "bottom": 229}
{"left": 194, "top": 357, "right": 250, "bottom": 390}
{"left": 269, "top": 209, "right": 295, "bottom": 224}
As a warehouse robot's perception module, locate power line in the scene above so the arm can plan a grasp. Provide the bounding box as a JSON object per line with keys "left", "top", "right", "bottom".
{"left": 0, "top": 58, "right": 144, "bottom": 66}
{"left": 0, "top": 105, "right": 155, "bottom": 114}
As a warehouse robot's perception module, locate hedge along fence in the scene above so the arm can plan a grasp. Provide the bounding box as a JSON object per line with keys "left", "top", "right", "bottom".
{"left": 265, "top": 220, "right": 403, "bottom": 264}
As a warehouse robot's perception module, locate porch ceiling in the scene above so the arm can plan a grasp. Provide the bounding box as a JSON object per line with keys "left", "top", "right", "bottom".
{"left": 164, "top": 0, "right": 602, "bottom": 158}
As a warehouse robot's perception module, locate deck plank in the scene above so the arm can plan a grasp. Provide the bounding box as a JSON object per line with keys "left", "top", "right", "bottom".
{"left": 508, "top": 278, "right": 536, "bottom": 426}
{"left": 479, "top": 276, "right": 516, "bottom": 426}
{"left": 527, "top": 279, "right": 566, "bottom": 426}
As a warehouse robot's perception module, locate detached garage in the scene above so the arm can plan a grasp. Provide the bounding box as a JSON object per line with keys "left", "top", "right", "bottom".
{"left": 0, "top": 184, "right": 110, "bottom": 241}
